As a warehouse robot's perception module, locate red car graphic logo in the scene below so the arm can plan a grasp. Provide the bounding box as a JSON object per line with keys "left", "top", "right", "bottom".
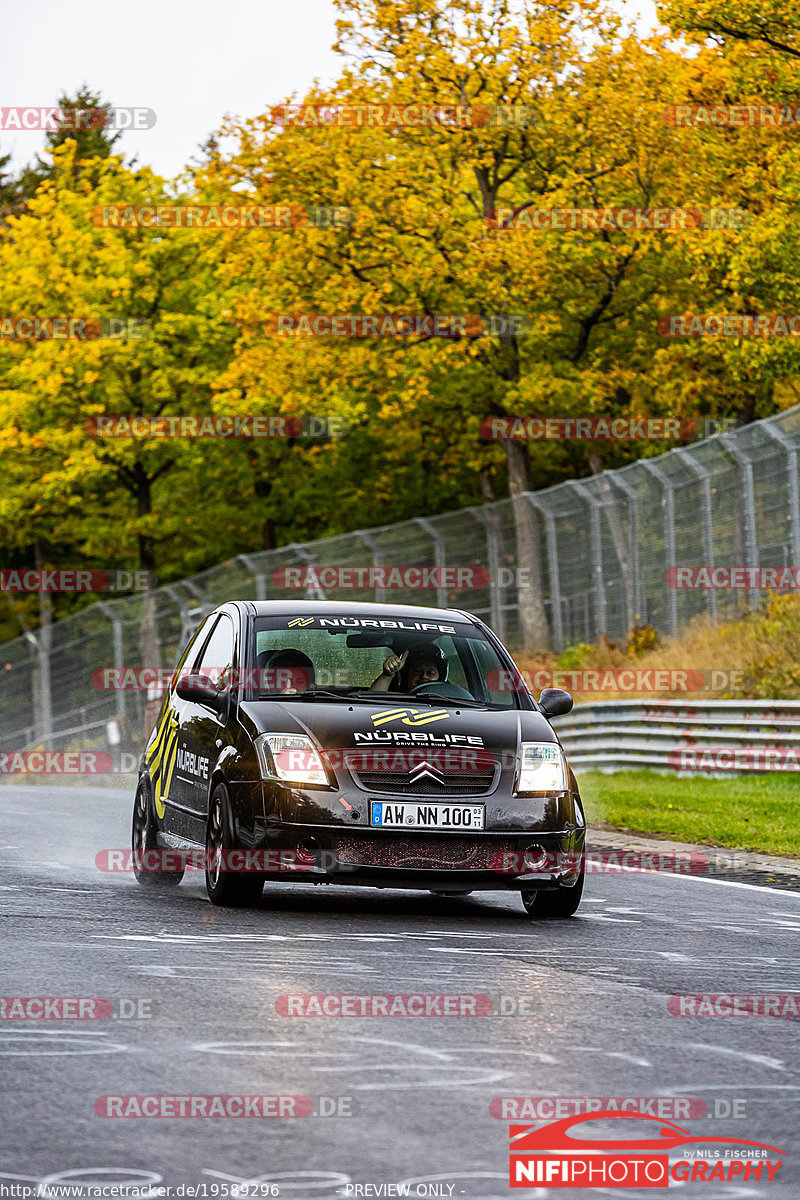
{"left": 511, "top": 1109, "right": 784, "bottom": 1154}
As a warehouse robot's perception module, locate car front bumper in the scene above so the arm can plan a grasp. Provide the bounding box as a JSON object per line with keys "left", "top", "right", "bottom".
{"left": 251, "top": 818, "right": 585, "bottom": 892}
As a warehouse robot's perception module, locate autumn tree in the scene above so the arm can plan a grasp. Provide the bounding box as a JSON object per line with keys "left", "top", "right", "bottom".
{"left": 197, "top": 0, "right": 726, "bottom": 648}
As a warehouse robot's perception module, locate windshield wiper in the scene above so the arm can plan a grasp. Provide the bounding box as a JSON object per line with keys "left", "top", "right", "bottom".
{"left": 258, "top": 688, "right": 375, "bottom": 703}
{"left": 348, "top": 688, "right": 486, "bottom": 708}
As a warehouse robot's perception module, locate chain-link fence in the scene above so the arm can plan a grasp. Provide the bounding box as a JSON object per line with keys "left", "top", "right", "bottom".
{"left": 3, "top": 404, "right": 800, "bottom": 757}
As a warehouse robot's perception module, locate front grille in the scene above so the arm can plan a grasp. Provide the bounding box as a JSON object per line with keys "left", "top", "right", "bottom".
{"left": 353, "top": 771, "right": 496, "bottom": 795}
{"left": 345, "top": 749, "right": 498, "bottom": 796}
{"left": 332, "top": 834, "right": 518, "bottom": 870}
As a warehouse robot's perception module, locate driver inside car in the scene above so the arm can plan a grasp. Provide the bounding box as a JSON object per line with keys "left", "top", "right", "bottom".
{"left": 258, "top": 647, "right": 315, "bottom": 693}
{"left": 370, "top": 643, "right": 448, "bottom": 693}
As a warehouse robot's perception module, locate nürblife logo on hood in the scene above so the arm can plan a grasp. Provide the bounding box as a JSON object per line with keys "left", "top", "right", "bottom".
{"left": 370, "top": 708, "right": 450, "bottom": 728}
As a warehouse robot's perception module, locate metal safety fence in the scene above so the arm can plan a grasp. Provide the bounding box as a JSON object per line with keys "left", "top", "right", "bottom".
{"left": 551, "top": 699, "right": 800, "bottom": 775}
{"left": 2, "top": 404, "right": 800, "bottom": 757}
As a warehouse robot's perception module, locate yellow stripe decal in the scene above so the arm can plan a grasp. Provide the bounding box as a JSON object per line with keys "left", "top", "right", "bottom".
{"left": 145, "top": 709, "right": 172, "bottom": 768}
{"left": 155, "top": 732, "right": 180, "bottom": 820}
{"left": 150, "top": 726, "right": 175, "bottom": 794}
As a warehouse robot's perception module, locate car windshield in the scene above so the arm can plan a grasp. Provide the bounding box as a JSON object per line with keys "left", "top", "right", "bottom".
{"left": 248, "top": 614, "right": 524, "bottom": 708}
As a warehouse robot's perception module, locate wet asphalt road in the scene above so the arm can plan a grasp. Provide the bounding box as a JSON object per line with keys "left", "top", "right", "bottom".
{"left": 1, "top": 784, "right": 799, "bottom": 1200}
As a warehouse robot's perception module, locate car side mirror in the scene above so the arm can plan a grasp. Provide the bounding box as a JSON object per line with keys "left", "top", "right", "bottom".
{"left": 175, "top": 673, "right": 228, "bottom": 713}
{"left": 538, "top": 687, "right": 573, "bottom": 717}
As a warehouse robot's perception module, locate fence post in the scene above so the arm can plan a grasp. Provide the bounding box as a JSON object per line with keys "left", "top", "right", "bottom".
{"left": 284, "top": 543, "right": 327, "bottom": 599}
{"left": 181, "top": 579, "right": 207, "bottom": 606}
{"left": 23, "top": 631, "right": 52, "bottom": 745}
{"left": 639, "top": 460, "right": 678, "bottom": 638}
{"left": 95, "top": 602, "right": 126, "bottom": 723}
{"left": 718, "top": 435, "right": 760, "bottom": 611}
{"left": 355, "top": 530, "right": 385, "bottom": 603}
{"left": 567, "top": 481, "right": 607, "bottom": 638}
{"left": 595, "top": 468, "right": 640, "bottom": 633}
{"left": 414, "top": 517, "right": 448, "bottom": 609}
{"left": 676, "top": 450, "right": 717, "bottom": 626}
{"left": 465, "top": 506, "right": 505, "bottom": 639}
{"left": 237, "top": 553, "right": 267, "bottom": 600}
{"left": 759, "top": 423, "right": 800, "bottom": 565}
{"left": 525, "top": 494, "right": 563, "bottom": 650}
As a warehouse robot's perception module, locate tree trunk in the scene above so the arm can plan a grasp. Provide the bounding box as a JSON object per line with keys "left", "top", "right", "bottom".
{"left": 473, "top": 163, "right": 549, "bottom": 651}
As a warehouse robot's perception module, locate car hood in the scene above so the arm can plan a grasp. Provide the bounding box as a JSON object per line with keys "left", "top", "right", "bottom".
{"left": 239, "top": 698, "right": 559, "bottom": 756}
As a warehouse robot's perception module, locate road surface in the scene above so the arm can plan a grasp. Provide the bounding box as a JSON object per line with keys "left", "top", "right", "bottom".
{"left": 1, "top": 784, "right": 798, "bottom": 1198}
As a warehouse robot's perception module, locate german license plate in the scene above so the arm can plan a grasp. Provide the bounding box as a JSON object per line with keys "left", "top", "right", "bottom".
{"left": 370, "top": 802, "right": 485, "bottom": 830}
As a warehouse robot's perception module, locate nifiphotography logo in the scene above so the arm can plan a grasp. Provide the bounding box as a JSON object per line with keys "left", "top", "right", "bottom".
{"left": 508, "top": 1111, "right": 785, "bottom": 1187}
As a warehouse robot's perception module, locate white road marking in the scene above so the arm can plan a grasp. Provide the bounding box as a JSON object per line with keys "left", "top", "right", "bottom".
{"left": 579, "top": 914, "right": 639, "bottom": 923}
{"left": 573, "top": 1047, "right": 653, "bottom": 1067}
{"left": 645, "top": 872, "right": 800, "bottom": 897}
{"left": 682, "top": 1043, "right": 786, "bottom": 1072}
{"left": 0, "top": 1030, "right": 128, "bottom": 1056}
{"left": 204, "top": 1170, "right": 352, "bottom": 1192}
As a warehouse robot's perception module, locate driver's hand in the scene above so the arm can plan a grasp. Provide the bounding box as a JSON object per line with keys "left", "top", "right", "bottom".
{"left": 381, "top": 650, "right": 408, "bottom": 677}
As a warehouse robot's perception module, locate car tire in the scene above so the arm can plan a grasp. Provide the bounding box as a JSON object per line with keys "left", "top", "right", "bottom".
{"left": 205, "top": 783, "right": 264, "bottom": 907}
{"left": 520, "top": 869, "right": 584, "bottom": 918}
{"left": 132, "top": 776, "right": 185, "bottom": 887}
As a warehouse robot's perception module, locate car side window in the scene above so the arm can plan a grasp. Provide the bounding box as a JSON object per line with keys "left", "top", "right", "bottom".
{"left": 429, "top": 636, "right": 469, "bottom": 690}
{"left": 469, "top": 638, "right": 517, "bottom": 707}
{"left": 194, "top": 614, "right": 235, "bottom": 690}
{"left": 169, "top": 614, "right": 217, "bottom": 691}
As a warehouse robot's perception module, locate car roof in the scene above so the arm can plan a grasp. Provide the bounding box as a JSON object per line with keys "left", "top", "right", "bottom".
{"left": 227, "top": 599, "right": 479, "bottom": 624}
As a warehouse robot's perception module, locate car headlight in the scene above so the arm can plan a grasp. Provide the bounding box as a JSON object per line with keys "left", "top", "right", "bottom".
{"left": 516, "top": 742, "right": 567, "bottom": 794}
{"left": 255, "top": 734, "right": 329, "bottom": 786}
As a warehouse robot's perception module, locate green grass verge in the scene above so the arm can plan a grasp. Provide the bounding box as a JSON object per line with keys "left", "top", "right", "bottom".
{"left": 577, "top": 770, "right": 800, "bottom": 858}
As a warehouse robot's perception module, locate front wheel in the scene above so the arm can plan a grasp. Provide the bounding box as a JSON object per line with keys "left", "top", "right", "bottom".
{"left": 520, "top": 870, "right": 584, "bottom": 919}
{"left": 205, "top": 784, "right": 264, "bottom": 907}
{"left": 132, "top": 777, "right": 184, "bottom": 887}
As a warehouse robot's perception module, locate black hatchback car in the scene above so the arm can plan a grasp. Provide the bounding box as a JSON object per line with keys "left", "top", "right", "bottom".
{"left": 132, "top": 600, "right": 585, "bottom": 916}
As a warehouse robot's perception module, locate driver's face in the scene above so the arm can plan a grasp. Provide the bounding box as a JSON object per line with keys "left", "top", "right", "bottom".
{"left": 407, "top": 661, "right": 439, "bottom": 688}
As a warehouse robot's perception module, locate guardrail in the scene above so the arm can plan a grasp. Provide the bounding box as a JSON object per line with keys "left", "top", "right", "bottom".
{"left": 550, "top": 699, "right": 800, "bottom": 775}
